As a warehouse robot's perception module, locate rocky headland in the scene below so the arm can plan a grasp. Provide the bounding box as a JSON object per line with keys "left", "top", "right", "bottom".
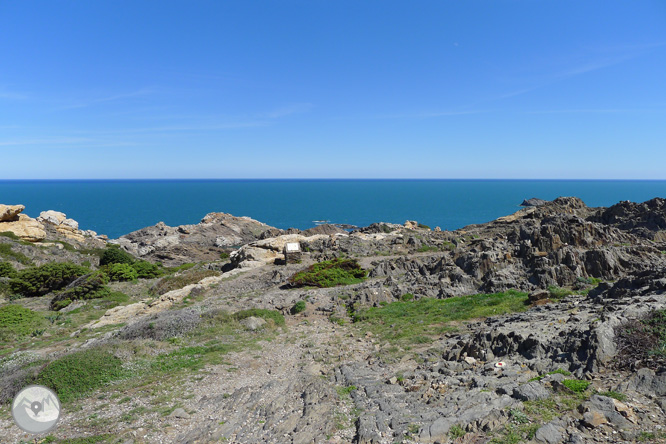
{"left": 1, "top": 197, "right": 665, "bottom": 444}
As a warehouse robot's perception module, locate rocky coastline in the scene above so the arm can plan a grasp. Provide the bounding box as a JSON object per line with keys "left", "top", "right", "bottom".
{"left": 1, "top": 197, "right": 665, "bottom": 444}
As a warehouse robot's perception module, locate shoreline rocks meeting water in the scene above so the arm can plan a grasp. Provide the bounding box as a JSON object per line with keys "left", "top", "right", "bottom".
{"left": 1, "top": 197, "right": 665, "bottom": 444}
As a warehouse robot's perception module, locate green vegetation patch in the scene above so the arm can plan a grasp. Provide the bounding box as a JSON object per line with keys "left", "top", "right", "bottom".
{"left": 288, "top": 258, "right": 367, "bottom": 288}
{"left": 99, "top": 245, "right": 135, "bottom": 266}
{"left": 547, "top": 285, "right": 574, "bottom": 300}
{"left": 36, "top": 348, "right": 126, "bottom": 403}
{"left": 416, "top": 245, "right": 439, "bottom": 253}
{"left": 562, "top": 379, "right": 591, "bottom": 393}
{"left": 0, "top": 261, "right": 17, "bottom": 278}
{"left": 108, "top": 263, "right": 138, "bottom": 282}
{"left": 234, "top": 308, "right": 285, "bottom": 327}
{"left": 353, "top": 290, "right": 529, "bottom": 344}
{"left": 290, "top": 300, "right": 306, "bottom": 314}
{"left": 54, "top": 434, "right": 115, "bottom": 444}
{"left": 0, "top": 305, "right": 48, "bottom": 340}
{"left": 529, "top": 368, "right": 571, "bottom": 382}
{"left": 50, "top": 271, "right": 110, "bottom": 310}
{"left": 0, "top": 243, "right": 32, "bottom": 265}
{"left": 598, "top": 390, "right": 627, "bottom": 402}
{"left": 9, "top": 262, "right": 89, "bottom": 297}
{"left": 132, "top": 260, "right": 162, "bottom": 278}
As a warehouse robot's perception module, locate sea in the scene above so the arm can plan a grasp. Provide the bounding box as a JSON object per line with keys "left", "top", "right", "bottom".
{"left": 1, "top": 179, "right": 666, "bottom": 239}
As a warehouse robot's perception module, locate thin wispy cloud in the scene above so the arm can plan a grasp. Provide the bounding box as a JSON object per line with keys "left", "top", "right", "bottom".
{"left": 59, "top": 88, "right": 158, "bottom": 110}
{"left": 263, "top": 103, "right": 313, "bottom": 119}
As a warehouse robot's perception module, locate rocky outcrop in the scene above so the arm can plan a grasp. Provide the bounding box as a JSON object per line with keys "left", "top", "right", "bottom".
{"left": 521, "top": 197, "right": 549, "bottom": 207}
{"left": 362, "top": 197, "right": 666, "bottom": 299}
{"left": 37, "top": 210, "right": 102, "bottom": 243}
{"left": 0, "top": 204, "right": 25, "bottom": 222}
{"left": 589, "top": 197, "right": 666, "bottom": 239}
{"left": 112, "top": 212, "right": 278, "bottom": 266}
{"left": 0, "top": 205, "right": 46, "bottom": 242}
{"left": 0, "top": 204, "right": 104, "bottom": 245}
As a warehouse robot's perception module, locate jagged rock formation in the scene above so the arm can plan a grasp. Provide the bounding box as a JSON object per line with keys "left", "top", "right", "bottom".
{"left": 112, "top": 212, "right": 280, "bottom": 266}
{"left": 342, "top": 197, "right": 666, "bottom": 299}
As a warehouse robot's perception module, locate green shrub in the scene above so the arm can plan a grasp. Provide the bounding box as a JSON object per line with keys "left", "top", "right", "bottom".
{"left": 50, "top": 271, "right": 110, "bottom": 311}
{"left": 288, "top": 258, "right": 367, "bottom": 288}
{"left": 9, "top": 262, "right": 89, "bottom": 297}
{"left": 562, "top": 379, "right": 591, "bottom": 393}
{"left": 0, "top": 305, "right": 48, "bottom": 340}
{"left": 99, "top": 245, "right": 135, "bottom": 266}
{"left": 400, "top": 293, "right": 415, "bottom": 301}
{"left": 291, "top": 300, "right": 306, "bottom": 315}
{"left": 234, "top": 308, "right": 285, "bottom": 326}
{"left": 131, "top": 260, "right": 162, "bottom": 279}
{"left": 36, "top": 348, "right": 125, "bottom": 403}
{"left": 108, "top": 263, "right": 138, "bottom": 282}
{"left": 0, "top": 261, "right": 17, "bottom": 278}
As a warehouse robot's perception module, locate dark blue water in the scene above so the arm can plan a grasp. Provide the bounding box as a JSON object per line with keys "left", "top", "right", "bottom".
{"left": 1, "top": 179, "right": 665, "bottom": 239}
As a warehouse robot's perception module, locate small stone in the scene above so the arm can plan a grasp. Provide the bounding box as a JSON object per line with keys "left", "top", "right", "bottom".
{"left": 240, "top": 316, "right": 267, "bottom": 331}
{"left": 582, "top": 411, "right": 607, "bottom": 428}
{"left": 512, "top": 381, "right": 550, "bottom": 401}
{"left": 169, "top": 408, "right": 191, "bottom": 419}
{"left": 464, "top": 356, "right": 477, "bottom": 365}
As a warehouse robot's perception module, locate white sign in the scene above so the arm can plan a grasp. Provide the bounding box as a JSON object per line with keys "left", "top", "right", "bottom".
{"left": 285, "top": 242, "right": 300, "bottom": 252}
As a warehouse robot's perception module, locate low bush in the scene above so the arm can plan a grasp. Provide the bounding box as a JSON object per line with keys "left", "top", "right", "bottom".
{"left": 117, "top": 308, "right": 202, "bottom": 341}
{"left": 9, "top": 262, "right": 89, "bottom": 297}
{"left": 50, "top": 271, "right": 110, "bottom": 311}
{"left": 99, "top": 245, "right": 135, "bottom": 266}
{"left": 288, "top": 258, "right": 367, "bottom": 288}
{"left": 290, "top": 300, "right": 306, "bottom": 315}
{"left": 0, "top": 305, "right": 48, "bottom": 341}
{"left": 108, "top": 263, "right": 138, "bottom": 281}
{"left": 35, "top": 348, "right": 125, "bottom": 403}
{"left": 0, "top": 261, "right": 17, "bottom": 278}
{"left": 132, "top": 260, "right": 162, "bottom": 279}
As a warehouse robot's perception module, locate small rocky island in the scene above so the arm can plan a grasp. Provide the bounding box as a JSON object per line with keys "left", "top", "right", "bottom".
{"left": 1, "top": 198, "right": 665, "bottom": 444}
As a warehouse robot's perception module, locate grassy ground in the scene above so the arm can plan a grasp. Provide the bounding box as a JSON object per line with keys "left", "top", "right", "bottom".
{"left": 352, "top": 290, "right": 529, "bottom": 345}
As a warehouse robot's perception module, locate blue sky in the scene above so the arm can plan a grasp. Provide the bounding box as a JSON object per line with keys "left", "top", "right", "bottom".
{"left": 1, "top": 1, "right": 665, "bottom": 179}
